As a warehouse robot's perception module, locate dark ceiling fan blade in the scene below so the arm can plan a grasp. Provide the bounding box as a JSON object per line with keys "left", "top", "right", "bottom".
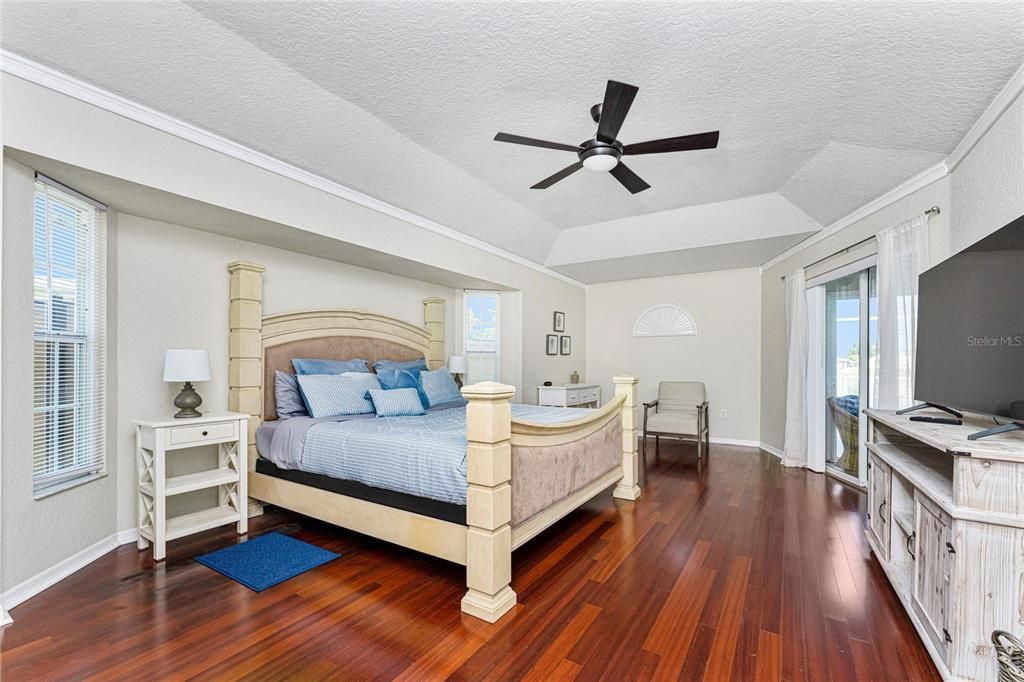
{"left": 623, "top": 130, "right": 720, "bottom": 155}
{"left": 609, "top": 162, "right": 651, "bottom": 194}
{"left": 531, "top": 161, "right": 584, "bottom": 189}
{"left": 596, "top": 80, "right": 639, "bottom": 142}
{"left": 494, "top": 132, "right": 579, "bottom": 152}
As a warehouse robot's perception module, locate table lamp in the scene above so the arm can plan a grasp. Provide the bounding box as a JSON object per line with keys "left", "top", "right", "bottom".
{"left": 163, "top": 349, "right": 211, "bottom": 418}
{"left": 448, "top": 355, "right": 467, "bottom": 388}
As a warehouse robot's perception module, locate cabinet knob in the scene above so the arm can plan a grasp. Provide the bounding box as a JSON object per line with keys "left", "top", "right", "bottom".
{"left": 202, "top": 430, "right": 208, "bottom": 436}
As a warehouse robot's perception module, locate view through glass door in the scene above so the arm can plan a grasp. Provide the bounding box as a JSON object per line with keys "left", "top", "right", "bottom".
{"left": 823, "top": 266, "right": 877, "bottom": 485}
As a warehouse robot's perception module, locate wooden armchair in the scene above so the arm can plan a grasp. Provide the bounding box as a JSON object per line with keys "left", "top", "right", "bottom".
{"left": 642, "top": 381, "right": 709, "bottom": 464}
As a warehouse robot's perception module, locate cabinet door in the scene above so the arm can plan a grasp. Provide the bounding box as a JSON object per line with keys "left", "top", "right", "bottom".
{"left": 913, "top": 494, "right": 953, "bottom": 663}
{"left": 867, "top": 452, "right": 892, "bottom": 560}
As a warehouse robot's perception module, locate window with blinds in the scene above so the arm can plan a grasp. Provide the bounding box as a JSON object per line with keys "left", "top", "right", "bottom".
{"left": 463, "top": 291, "right": 500, "bottom": 385}
{"left": 32, "top": 178, "right": 107, "bottom": 494}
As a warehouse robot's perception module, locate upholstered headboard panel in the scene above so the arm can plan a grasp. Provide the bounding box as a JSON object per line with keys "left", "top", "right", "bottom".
{"left": 264, "top": 337, "right": 424, "bottom": 421}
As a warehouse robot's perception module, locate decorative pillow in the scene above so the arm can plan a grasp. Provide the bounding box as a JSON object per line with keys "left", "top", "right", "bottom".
{"left": 377, "top": 368, "right": 420, "bottom": 391}
{"left": 417, "top": 368, "right": 463, "bottom": 408}
{"left": 295, "top": 372, "right": 381, "bottom": 417}
{"left": 274, "top": 370, "right": 308, "bottom": 420}
{"left": 366, "top": 388, "right": 426, "bottom": 417}
{"left": 373, "top": 358, "right": 428, "bottom": 374}
{"left": 292, "top": 358, "right": 369, "bottom": 375}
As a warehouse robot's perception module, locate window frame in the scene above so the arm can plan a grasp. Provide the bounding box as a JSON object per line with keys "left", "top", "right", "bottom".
{"left": 462, "top": 290, "right": 501, "bottom": 385}
{"left": 31, "top": 177, "right": 108, "bottom": 496}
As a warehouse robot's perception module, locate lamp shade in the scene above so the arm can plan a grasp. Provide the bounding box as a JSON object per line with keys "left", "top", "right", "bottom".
{"left": 163, "top": 349, "right": 211, "bottom": 382}
{"left": 448, "top": 355, "right": 467, "bottom": 374}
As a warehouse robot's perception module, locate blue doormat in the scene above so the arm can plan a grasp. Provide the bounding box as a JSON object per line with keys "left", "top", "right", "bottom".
{"left": 195, "top": 532, "right": 340, "bottom": 592}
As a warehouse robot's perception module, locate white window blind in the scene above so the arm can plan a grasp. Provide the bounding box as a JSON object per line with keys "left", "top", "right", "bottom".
{"left": 463, "top": 291, "right": 500, "bottom": 385}
{"left": 32, "top": 178, "right": 107, "bottom": 493}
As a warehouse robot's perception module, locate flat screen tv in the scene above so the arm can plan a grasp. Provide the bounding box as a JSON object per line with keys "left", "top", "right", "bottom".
{"left": 913, "top": 213, "right": 1024, "bottom": 438}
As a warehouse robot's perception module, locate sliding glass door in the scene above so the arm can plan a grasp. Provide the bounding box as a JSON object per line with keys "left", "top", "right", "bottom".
{"left": 817, "top": 265, "right": 877, "bottom": 486}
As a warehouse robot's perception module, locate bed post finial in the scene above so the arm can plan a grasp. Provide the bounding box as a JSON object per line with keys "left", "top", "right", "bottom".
{"left": 612, "top": 376, "right": 642, "bottom": 500}
{"left": 423, "top": 297, "right": 446, "bottom": 369}
{"left": 460, "top": 381, "right": 517, "bottom": 622}
{"left": 227, "top": 261, "right": 265, "bottom": 473}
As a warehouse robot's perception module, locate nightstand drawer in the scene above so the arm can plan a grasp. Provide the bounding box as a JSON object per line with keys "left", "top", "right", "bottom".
{"left": 580, "top": 388, "right": 600, "bottom": 403}
{"left": 564, "top": 389, "right": 580, "bottom": 406}
{"left": 169, "top": 420, "right": 237, "bottom": 446}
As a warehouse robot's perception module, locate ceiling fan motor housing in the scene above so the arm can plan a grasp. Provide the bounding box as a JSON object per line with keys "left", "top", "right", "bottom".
{"left": 578, "top": 138, "right": 623, "bottom": 166}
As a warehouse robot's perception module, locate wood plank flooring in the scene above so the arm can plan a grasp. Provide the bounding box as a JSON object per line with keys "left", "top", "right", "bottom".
{"left": 0, "top": 442, "right": 940, "bottom": 680}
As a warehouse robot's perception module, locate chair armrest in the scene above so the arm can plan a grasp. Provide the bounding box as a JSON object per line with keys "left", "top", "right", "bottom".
{"left": 642, "top": 400, "right": 659, "bottom": 410}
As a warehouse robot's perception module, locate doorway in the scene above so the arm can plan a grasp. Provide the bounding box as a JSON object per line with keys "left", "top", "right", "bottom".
{"left": 809, "top": 261, "right": 877, "bottom": 487}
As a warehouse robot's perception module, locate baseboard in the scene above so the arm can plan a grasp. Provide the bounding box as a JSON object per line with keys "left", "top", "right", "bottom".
{"left": 709, "top": 437, "right": 761, "bottom": 448}
{"left": 759, "top": 442, "right": 784, "bottom": 459}
{"left": 2, "top": 529, "right": 138, "bottom": 612}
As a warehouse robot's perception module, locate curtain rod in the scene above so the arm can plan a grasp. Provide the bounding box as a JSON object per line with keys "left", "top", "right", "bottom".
{"left": 779, "top": 206, "right": 940, "bottom": 280}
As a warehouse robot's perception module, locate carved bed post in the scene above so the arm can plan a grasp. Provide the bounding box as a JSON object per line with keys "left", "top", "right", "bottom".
{"left": 612, "top": 376, "right": 642, "bottom": 500}
{"left": 227, "top": 261, "right": 265, "bottom": 513}
{"left": 423, "top": 297, "right": 446, "bottom": 369}
{"left": 461, "top": 381, "right": 517, "bottom": 623}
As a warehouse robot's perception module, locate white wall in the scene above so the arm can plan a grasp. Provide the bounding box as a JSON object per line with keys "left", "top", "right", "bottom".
{"left": 115, "top": 214, "right": 457, "bottom": 527}
{"left": 760, "top": 89, "right": 1024, "bottom": 452}
{"left": 587, "top": 268, "right": 762, "bottom": 444}
{"left": 2, "top": 157, "right": 120, "bottom": 590}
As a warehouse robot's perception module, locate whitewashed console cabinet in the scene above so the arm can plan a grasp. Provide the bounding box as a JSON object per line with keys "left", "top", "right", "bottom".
{"left": 865, "top": 408, "right": 1024, "bottom": 681}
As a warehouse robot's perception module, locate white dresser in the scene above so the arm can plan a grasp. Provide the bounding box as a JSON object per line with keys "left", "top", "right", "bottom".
{"left": 537, "top": 384, "right": 601, "bottom": 408}
{"left": 865, "top": 408, "right": 1024, "bottom": 681}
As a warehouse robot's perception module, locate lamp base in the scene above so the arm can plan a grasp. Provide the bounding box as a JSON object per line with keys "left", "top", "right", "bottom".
{"left": 174, "top": 381, "right": 204, "bottom": 418}
{"left": 454, "top": 374, "right": 464, "bottom": 389}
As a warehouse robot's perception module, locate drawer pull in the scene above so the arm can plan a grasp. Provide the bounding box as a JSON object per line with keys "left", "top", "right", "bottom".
{"left": 202, "top": 430, "right": 208, "bottom": 436}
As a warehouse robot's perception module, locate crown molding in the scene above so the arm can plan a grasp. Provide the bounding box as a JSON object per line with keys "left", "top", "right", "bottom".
{"left": 0, "top": 50, "right": 585, "bottom": 289}
{"left": 759, "top": 161, "right": 948, "bottom": 273}
{"left": 946, "top": 61, "right": 1024, "bottom": 172}
{"left": 760, "top": 59, "right": 1024, "bottom": 274}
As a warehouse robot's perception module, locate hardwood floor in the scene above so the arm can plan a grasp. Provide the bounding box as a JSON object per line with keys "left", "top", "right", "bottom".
{"left": 0, "top": 441, "right": 940, "bottom": 680}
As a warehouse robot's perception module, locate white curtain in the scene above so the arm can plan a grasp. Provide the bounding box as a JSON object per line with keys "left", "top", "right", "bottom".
{"left": 876, "top": 215, "right": 930, "bottom": 410}
{"left": 783, "top": 268, "right": 810, "bottom": 469}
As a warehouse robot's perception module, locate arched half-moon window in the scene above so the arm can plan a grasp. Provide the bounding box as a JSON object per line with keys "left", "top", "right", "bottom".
{"left": 632, "top": 305, "right": 698, "bottom": 338}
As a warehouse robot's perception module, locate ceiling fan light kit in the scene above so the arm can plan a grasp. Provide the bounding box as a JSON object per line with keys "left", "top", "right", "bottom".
{"left": 494, "top": 79, "right": 720, "bottom": 194}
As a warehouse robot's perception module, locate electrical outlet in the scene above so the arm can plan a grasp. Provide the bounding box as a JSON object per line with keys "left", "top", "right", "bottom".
{"left": 720, "top": 409, "right": 728, "bottom": 419}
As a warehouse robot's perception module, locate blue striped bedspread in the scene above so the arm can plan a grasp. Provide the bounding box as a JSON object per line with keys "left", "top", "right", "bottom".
{"left": 301, "top": 404, "right": 590, "bottom": 505}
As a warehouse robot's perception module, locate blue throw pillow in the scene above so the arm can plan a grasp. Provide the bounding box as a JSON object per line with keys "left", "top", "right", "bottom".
{"left": 377, "top": 368, "right": 420, "bottom": 391}
{"left": 417, "top": 368, "right": 463, "bottom": 408}
{"left": 274, "top": 371, "right": 308, "bottom": 420}
{"left": 366, "top": 388, "right": 426, "bottom": 417}
{"left": 293, "top": 358, "right": 369, "bottom": 375}
{"left": 295, "top": 372, "right": 381, "bottom": 417}
{"left": 373, "top": 358, "right": 428, "bottom": 374}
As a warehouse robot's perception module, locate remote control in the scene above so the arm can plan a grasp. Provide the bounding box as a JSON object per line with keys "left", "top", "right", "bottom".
{"left": 909, "top": 415, "right": 962, "bottom": 425}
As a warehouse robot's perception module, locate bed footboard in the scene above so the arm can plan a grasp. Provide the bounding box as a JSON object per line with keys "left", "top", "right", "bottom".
{"left": 460, "top": 377, "right": 640, "bottom": 622}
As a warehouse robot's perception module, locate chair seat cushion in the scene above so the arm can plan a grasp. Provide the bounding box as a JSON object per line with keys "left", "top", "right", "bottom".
{"left": 646, "top": 411, "right": 699, "bottom": 436}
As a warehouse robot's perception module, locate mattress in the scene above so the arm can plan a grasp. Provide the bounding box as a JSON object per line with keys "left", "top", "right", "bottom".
{"left": 255, "top": 403, "right": 590, "bottom": 506}
{"left": 254, "top": 457, "right": 466, "bottom": 524}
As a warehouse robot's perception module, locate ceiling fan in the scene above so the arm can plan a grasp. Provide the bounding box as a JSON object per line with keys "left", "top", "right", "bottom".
{"left": 494, "top": 80, "right": 719, "bottom": 194}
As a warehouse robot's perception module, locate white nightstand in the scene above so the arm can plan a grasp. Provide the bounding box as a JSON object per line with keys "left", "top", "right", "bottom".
{"left": 537, "top": 384, "right": 601, "bottom": 408}
{"left": 134, "top": 411, "right": 249, "bottom": 561}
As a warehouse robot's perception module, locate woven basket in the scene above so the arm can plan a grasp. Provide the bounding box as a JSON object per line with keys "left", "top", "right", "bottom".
{"left": 993, "top": 630, "right": 1024, "bottom": 682}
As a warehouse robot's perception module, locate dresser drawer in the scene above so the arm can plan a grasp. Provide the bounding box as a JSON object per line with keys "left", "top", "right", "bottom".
{"left": 580, "top": 388, "right": 600, "bottom": 404}
{"left": 168, "top": 421, "right": 237, "bottom": 446}
{"left": 564, "top": 389, "right": 580, "bottom": 406}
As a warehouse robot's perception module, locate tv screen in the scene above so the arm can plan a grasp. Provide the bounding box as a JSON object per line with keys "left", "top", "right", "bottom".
{"left": 915, "top": 214, "right": 1024, "bottom": 422}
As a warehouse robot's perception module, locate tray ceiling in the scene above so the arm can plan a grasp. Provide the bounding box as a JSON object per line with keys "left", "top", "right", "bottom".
{"left": 2, "top": 1, "right": 1022, "bottom": 277}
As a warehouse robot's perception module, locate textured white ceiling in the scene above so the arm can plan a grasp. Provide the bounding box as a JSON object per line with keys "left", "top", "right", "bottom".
{"left": 3, "top": 1, "right": 1023, "bottom": 273}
